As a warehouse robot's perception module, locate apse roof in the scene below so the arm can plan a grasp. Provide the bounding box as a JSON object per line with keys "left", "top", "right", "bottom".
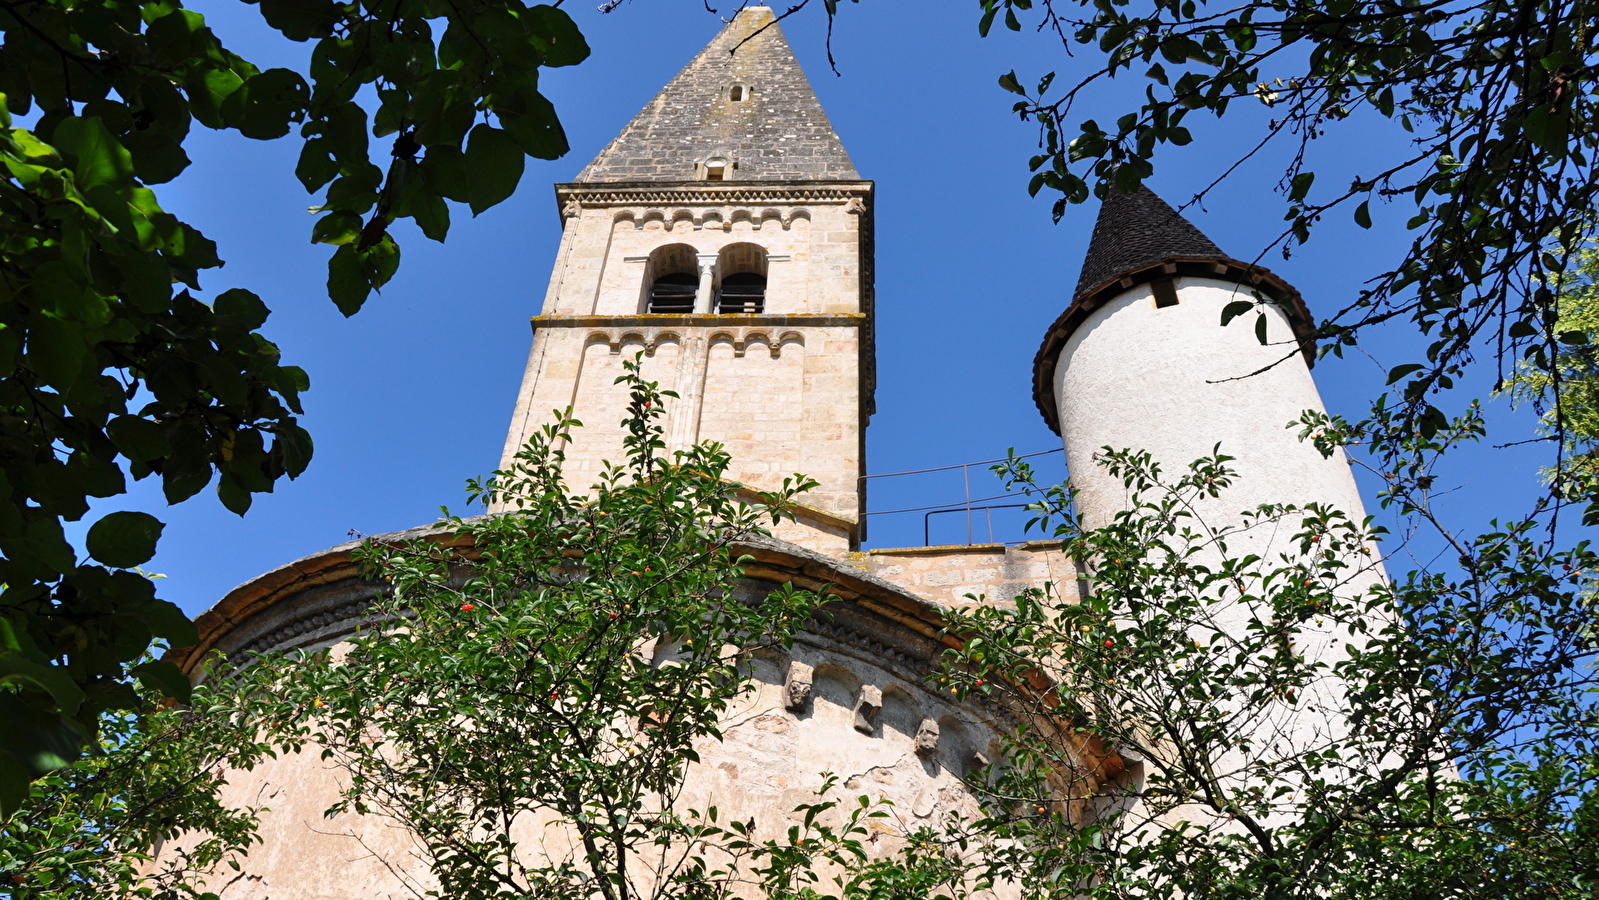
{"left": 575, "top": 6, "right": 859, "bottom": 183}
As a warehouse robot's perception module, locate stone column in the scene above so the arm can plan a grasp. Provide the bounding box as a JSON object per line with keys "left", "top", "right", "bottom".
{"left": 693, "top": 253, "right": 718, "bottom": 314}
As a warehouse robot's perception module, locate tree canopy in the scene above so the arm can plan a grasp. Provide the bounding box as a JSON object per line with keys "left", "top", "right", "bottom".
{"left": 0, "top": 0, "right": 589, "bottom": 813}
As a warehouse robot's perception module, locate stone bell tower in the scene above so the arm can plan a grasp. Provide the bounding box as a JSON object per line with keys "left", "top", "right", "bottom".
{"left": 501, "top": 6, "right": 873, "bottom": 554}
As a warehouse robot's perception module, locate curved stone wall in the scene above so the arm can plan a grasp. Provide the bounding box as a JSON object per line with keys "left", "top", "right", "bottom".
{"left": 163, "top": 529, "right": 1055, "bottom": 899}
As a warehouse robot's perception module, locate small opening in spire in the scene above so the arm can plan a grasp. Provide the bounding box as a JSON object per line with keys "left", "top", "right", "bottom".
{"left": 706, "top": 164, "right": 724, "bottom": 181}
{"left": 1151, "top": 279, "right": 1179, "bottom": 309}
{"left": 730, "top": 84, "right": 745, "bottom": 101}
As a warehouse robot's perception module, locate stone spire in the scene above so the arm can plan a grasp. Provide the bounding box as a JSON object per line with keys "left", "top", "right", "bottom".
{"left": 1074, "top": 184, "right": 1225, "bottom": 300}
{"left": 575, "top": 6, "right": 859, "bottom": 183}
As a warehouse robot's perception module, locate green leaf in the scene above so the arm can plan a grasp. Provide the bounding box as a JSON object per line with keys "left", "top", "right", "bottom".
{"left": 139, "top": 598, "right": 199, "bottom": 649}
{"left": 1386, "top": 363, "right": 1424, "bottom": 385}
{"left": 1254, "top": 312, "right": 1268, "bottom": 345}
{"left": 998, "top": 70, "right": 1026, "bottom": 96}
{"left": 0, "top": 692, "right": 85, "bottom": 778}
{"left": 214, "top": 287, "right": 271, "bottom": 329}
{"left": 497, "top": 90, "right": 568, "bottom": 161}
{"left": 86, "top": 511, "right": 165, "bottom": 569}
{"left": 223, "top": 68, "right": 309, "bottom": 140}
{"left": 412, "top": 192, "right": 450, "bottom": 242}
{"left": 0, "top": 632, "right": 85, "bottom": 714}
{"left": 25, "top": 311, "right": 86, "bottom": 391}
{"left": 144, "top": 9, "right": 207, "bottom": 69}
{"left": 465, "top": 124, "right": 524, "bottom": 216}
{"left": 0, "top": 749, "right": 27, "bottom": 820}
{"left": 327, "top": 244, "right": 368, "bottom": 315}
{"left": 978, "top": 3, "right": 998, "bottom": 36}
{"left": 524, "top": 6, "right": 591, "bottom": 67}
{"left": 1220, "top": 300, "right": 1254, "bottom": 326}
{"left": 296, "top": 139, "right": 340, "bottom": 193}
{"left": 185, "top": 65, "right": 245, "bottom": 130}
{"left": 108, "top": 415, "right": 172, "bottom": 462}
{"left": 323, "top": 102, "right": 369, "bottom": 165}
{"left": 1354, "top": 200, "right": 1371, "bottom": 229}
{"left": 312, "top": 211, "right": 363, "bottom": 245}
{"left": 217, "top": 473, "right": 252, "bottom": 515}
{"left": 132, "top": 659, "right": 193, "bottom": 703}
{"left": 121, "top": 130, "right": 192, "bottom": 184}
{"left": 54, "top": 117, "right": 135, "bottom": 192}
{"left": 1288, "top": 171, "right": 1315, "bottom": 201}
{"left": 258, "top": 0, "right": 342, "bottom": 42}
{"left": 422, "top": 144, "right": 470, "bottom": 203}
{"left": 326, "top": 237, "right": 400, "bottom": 316}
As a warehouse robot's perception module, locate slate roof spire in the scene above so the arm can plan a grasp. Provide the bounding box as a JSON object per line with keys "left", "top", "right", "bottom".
{"left": 1074, "top": 184, "right": 1226, "bottom": 299}
{"left": 576, "top": 6, "right": 859, "bottom": 183}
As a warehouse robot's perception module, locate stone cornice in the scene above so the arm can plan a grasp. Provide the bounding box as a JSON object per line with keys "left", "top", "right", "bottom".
{"left": 554, "top": 180, "right": 874, "bottom": 210}
{"left": 530, "top": 313, "right": 865, "bottom": 329}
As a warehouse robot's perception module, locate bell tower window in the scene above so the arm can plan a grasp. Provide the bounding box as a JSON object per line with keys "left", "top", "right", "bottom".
{"left": 730, "top": 84, "right": 745, "bottom": 101}
{"left": 718, "top": 272, "right": 766, "bottom": 313}
{"left": 649, "top": 273, "right": 699, "bottom": 313}
{"left": 716, "top": 242, "right": 768, "bottom": 314}
{"left": 644, "top": 243, "right": 700, "bottom": 314}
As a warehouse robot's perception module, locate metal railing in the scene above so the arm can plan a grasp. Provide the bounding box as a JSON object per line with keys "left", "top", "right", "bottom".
{"left": 859, "top": 448, "right": 1063, "bottom": 546}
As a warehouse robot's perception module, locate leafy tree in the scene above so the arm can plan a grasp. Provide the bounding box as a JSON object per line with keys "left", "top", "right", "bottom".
{"left": 0, "top": 0, "right": 589, "bottom": 810}
{"left": 1505, "top": 244, "right": 1599, "bottom": 522}
{"left": 0, "top": 652, "right": 280, "bottom": 899}
{"left": 215, "top": 360, "right": 905, "bottom": 900}
{"left": 963, "top": 0, "right": 1599, "bottom": 455}
{"left": 920, "top": 440, "right": 1598, "bottom": 900}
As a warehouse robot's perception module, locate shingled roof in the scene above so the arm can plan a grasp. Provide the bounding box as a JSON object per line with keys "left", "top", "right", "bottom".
{"left": 1074, "top": 184, "right": 1226, "bottom": 299}
{"left": 576, "top": 7, "right": 859, "bottom": 183}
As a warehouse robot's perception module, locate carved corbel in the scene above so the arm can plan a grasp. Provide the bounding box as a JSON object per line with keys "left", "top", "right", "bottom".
{"left": 783, "top": 660, "right": 813, "bottom": 711}
{"left": 852, "top": 684, "right": 882, "bottom": 734}
{"left": 914, "top": 718, "right": 940, "bottom": 757}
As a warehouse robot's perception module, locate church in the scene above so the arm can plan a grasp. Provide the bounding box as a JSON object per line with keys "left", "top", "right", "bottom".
{"left": 168, "top": 7, "right": 1374, "bottom": 895}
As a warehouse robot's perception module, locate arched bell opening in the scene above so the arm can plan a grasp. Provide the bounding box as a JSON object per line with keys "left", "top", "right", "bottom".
{"left": 644, "top": 243, "right": 699, "bottom": 314}
{"left": 716, "top": 242, "right": 767, "bottom": 314}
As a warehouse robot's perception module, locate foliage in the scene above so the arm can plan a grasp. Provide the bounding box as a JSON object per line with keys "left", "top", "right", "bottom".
{"left": 0, "top": 0, "right": 589, "bottom": 810}
{"left": 924, "top": 443, "right": 1599, "bottom": 900}
{"left": 1504, "top": 244, "right": 1599, "bottom": 522}
{"left": 0, "top": 653, "right": 280, "bottom": 899}
{"left": 218, "top": 359, "right": 925, "bottom": 900}
{"left": 964, "top": 0, "right": 1599, "bottom": 456}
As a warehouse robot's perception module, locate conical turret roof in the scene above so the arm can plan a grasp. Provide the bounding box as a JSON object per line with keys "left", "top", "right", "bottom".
{"left": 576, "top": 7, "right": 859, "bottom": 183}
{"left": 1032, "top": 182, "right": 1319, "bottom": 435}
{"left": 1074, "top": 184, "right": 1226, "bottom": 299}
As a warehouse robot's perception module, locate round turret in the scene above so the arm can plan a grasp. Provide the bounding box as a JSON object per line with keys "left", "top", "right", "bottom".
{"left": 1034, "top": 185, "right": 1371, "bottom": 537}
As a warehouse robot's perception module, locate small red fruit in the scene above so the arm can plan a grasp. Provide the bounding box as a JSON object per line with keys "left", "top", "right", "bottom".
{"left": 460, "top": 603, "right": 476, "bottom": 611}
{"left": 1104, "top": 640, "right": 1114, "bottom": 647}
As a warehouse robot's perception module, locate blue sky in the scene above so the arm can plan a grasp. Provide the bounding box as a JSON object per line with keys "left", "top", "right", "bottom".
{"left": 105, "top": 1, "right": 1555, "bottom": 615}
